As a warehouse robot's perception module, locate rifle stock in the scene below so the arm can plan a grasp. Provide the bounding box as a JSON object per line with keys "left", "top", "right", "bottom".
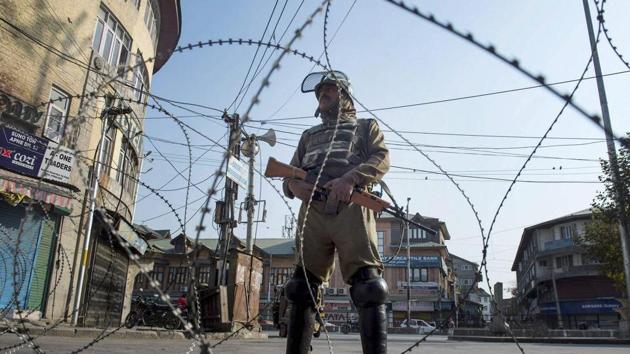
{"left": 265, "top": 157, "right": 391, "bottom": 212}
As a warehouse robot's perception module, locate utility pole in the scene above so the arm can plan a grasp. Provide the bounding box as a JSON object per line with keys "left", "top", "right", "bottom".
{"left": 406, "top": 198, "right": 411, "bottom": 327}
{"left": 217, "top": 112, "right": 241, "bottom": 285}
{"left": 240, "top": 129, "right": 274, "bottom": 253}
{"left": 551, "top": 270, "right": 564, "bottom": 329}
{"left": 582, "top": 0, "right": 630, "bottom": 336}
{"left": 243, "top": 135, "right": 257, "bottom": 254}
{"left": 282, "top": 215, "right": 295, "bottom": 239}
{"left": 72, "top": 105, "right": 131, "bottom": 324}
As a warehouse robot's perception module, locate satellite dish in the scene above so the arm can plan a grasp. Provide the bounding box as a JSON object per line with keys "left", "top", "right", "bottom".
{"left": 258, "top": 128, "right": 276, "bottom": 147}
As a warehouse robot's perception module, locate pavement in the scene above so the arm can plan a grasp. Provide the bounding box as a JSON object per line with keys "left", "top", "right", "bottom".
{"left": 1, "top": 332, "right": 630, "bottom": 353}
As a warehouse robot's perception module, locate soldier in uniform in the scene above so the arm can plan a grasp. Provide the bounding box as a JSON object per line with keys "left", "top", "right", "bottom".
{"left": 282, "top": 71, "right": 390, "bottom": 354}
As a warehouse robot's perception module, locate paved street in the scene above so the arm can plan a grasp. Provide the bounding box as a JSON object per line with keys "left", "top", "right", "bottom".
{"left": 1, "top": 332, "right": 630, "bottom": 353}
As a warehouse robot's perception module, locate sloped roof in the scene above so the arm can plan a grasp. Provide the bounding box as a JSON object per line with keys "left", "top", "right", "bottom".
{"left": 134, "top": 224, "right": 171, "bottom": 240}
{"left": 449, "top": 253, "right": 479, "bottom": 267}
{"left": 254, "top": 238, "right": 295, "bottom": 255}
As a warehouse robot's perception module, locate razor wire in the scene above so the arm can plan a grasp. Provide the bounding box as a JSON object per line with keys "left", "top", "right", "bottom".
{"left": 1, "top": 1, "right": 628, "bottom": 353}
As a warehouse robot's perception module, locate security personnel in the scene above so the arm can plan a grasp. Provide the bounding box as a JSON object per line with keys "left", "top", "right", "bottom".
{"left": 282, "top": 71, "right": 390, "bottom": 354}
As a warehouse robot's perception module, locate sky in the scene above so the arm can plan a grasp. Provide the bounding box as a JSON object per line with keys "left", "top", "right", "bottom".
{"left": 134, "top": 0, "right": 630, "bottom": 295}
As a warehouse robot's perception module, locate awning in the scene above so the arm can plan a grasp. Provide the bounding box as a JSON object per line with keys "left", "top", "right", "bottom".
{"left": 117, "top": 216, "right": 149, "bottom": 255}
{"left": 0, "top": 175, "right": 73, "bottom": 210}
{"left": 94, "top": 209, "right": 149, "bottom": 255}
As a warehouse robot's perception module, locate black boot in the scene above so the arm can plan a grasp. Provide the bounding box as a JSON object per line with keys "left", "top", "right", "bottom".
{"left": 285, "top": 269, "right": 320, "bottom": 354}
{"left": 358, "top": 304, "right": 388, "bottom": 354}
{"left": 350, "top": 267, "right": 389, "bottom": 354}
{"left": 285, "top": 302, "right": 316, "bottom": 354}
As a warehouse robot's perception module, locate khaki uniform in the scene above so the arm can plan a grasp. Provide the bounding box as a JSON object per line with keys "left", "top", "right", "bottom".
{"left": 283, "top": 109, "right": 390, "bottom": 283}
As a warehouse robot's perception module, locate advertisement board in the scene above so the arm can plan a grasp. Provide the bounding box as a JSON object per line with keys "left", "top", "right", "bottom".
{"left": 0, "top": 126, "right": 74, "bottom": 184}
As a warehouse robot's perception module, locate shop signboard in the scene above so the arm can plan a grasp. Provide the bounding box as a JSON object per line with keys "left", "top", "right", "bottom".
{"left": 392, "top": 300, "right": 434, "bottom": 312}
{"left": 384, "top": 255, "right": 441, "bottom": 268}
{"left": 540, "top": 299, "right": 621, "bottom": 314}
{"left": 0, "top": 126, "right": 74, "bottom": 183}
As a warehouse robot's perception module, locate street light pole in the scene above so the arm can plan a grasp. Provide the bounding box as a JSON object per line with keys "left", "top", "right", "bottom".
{"left": 582, "top": 0, "right": 630, "bottom": 336}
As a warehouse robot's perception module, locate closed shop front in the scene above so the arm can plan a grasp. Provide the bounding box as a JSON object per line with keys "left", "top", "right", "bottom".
{"left": 81, "top": 226, "right": 130, "bottom": 327}
{"left": 81, "top": 214, "right": 147, "bottom": 327}
{"left": 0, "top": 198, "right": 61, "bottom": 314}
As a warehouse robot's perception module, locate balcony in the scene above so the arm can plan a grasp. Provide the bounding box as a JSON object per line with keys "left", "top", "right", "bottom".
{"left": 537, "top": 238, "right": 577, "bottom": 257}
{"left": 537, "top": 264, "right": 600, "bottom": 282}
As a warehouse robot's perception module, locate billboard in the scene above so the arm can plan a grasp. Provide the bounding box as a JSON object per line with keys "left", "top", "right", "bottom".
{"left": 0, "top": 126, "right": 74, "bottom": 184}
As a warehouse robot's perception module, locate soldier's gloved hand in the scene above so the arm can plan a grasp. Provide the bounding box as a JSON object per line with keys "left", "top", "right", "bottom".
{"left": 287, "top": 179, "right": 314, "bottom": 201}
{"left": 323, "top": 175, "right": 354, "bottom": 202}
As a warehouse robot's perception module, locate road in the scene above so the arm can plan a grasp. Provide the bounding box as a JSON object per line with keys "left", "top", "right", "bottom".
{"left": 1, "top": 332, "right": 629, "bottom": 353}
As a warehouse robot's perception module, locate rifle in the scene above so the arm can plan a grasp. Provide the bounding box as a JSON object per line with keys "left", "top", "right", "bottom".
{"left": 264, "top": 157, "right": 391, "bottom": 212}
{"left": 264, "top": 158, "right": 438, "bottom": 233}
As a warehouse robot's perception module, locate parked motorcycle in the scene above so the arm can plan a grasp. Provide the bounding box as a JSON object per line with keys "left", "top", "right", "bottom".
{"left": 124, "top": 293, "right": 180, "bottom": 330}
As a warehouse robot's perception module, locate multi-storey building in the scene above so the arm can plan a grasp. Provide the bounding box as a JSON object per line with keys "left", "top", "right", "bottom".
{"left": 308, "top": 213, "right": 456, "bottom": 326}
{"left": 450, "top": 254, "right": 485, "bottom": 326}
{"left": 511, "top": 209, "right": 623, "bottom": 329}
{"left": 0, "top": 0, "right": 181, "bottom": 327}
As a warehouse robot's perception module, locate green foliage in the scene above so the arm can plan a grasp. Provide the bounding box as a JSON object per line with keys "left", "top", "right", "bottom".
{"left": 575, "top": 133, "right": 630, "bottom": 295}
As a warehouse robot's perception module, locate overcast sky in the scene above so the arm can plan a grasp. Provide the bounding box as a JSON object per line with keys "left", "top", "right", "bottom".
{"left": 134, "top": 0, "right": 630, "bottom": 295}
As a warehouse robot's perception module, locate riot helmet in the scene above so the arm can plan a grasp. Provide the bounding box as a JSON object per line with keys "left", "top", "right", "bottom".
{"left": 301, "top": 70, "right": 352, "bottom": 98}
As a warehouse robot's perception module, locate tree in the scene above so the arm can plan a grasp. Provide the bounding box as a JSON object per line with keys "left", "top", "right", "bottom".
{"left": 575, "top": 133, "right": 629, "bottom": 295}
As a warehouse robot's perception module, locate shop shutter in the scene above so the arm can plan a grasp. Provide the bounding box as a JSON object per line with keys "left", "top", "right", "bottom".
{"left": 0, "top": 201, "right": 43, "bottom": 310}
{"left": 83, "top": 231, "right": 129, "bottom": 327}
{"left": 26, "top": 217, "right": 58, "bottom": 310}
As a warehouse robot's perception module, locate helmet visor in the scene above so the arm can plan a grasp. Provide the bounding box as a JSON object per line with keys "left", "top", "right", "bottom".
{"left": 301, "top": 71, "right": 349, "bottom": 93}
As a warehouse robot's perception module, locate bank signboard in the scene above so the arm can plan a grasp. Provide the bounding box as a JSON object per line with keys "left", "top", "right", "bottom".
{"left": 384, "top": 255, "right": 442, "bottom": 268}
{"left": 0, "top": 126, "right": 74, "bottom": 184}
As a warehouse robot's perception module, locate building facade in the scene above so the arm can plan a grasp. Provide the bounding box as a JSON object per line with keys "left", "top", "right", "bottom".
{"left": 376, "top": 213, "right": 456, "bottom": 325}
{"left": 0, "top": 0, "right": 180, "bottom": 326}
{"left": 450, "top": 253, "right": 484, "bottom": 327}
{"left": 254, "top": 213, "right": 458, "bottom": 328}
{"left": 511, "top": 209, "right": 623, "bottom": 329}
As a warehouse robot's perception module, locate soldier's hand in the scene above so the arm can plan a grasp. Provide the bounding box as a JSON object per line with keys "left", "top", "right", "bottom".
{"left": 323, "top": 176, "right": 354, "bottom": 202}
{"left": 288, "top": 179, "right": 314, "bottom": 201}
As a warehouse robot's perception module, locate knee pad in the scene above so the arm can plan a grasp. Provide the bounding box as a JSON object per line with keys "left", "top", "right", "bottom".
{"left": 350, "top": 267, "right": 388, "bottom": 308}
{"left": 285, "top": 268, "right": 320, "bottom": 305}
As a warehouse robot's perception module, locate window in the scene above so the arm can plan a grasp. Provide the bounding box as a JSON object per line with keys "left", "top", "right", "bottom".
{"left": 377, "top": 231, "right": 384, "bottom": 256}
{"left": 43, "top": 87, "right": 70, "bottom": 142}
{"left": 99, "top": 119, "right": 116, "bottom": 176}
{"left": 132, "top": 53, "right": 149, "bottom": 102}
{"left": 168, "top": 266, "right": 189, "bottom": 285}
{"left": 92, "top": 6, "right": 132, "bottom": 68}
{"left": 153, "top": 264, "right": 165, "bottom": 285}
{"left": 411, "top": 268, "right": 428, "bottom": 282}
{"left": 144, "top": 0, "right": 158, "bottom": 45}
{"left": 133, "top": 0, "right": 142, "bottom": 9}
{"left": 270, "top": 267, "right": 292, "bottom": 286}
{"left": 409, "top": 228, "right": 426, "bottom": 240}
{"left": 462, "top": 264, "right": 472, "bottom": 271}
{"left": 197, "top": 265, "right": 211, "bottom": 284}
{"left": 539, "top": 260, "right": 547, "bottom": 267}
{"left": 560, "top": 224, "right": 577, "bottom": 240}
{"left": 116, "top": 137, "right": 139, "bottom": 193}
{"left": 555, "top": 255, "right": 573, "bottom": 269}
